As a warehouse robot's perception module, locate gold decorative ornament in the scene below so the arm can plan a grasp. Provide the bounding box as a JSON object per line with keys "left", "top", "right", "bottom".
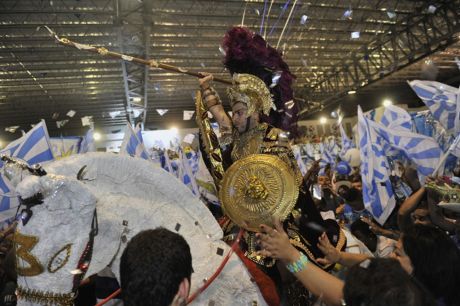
{"left": 97, "top": 47, "right": 108, "bottom": 55}
{"left": 47, "top": 243, "right": 72, "bottom": 273}
{"left": 227, "top": 74, "right": 274, "bottom": 117}
{"left": 14, "top": 231, "right": 44, "bottom": 276}
{"left": 219, "top": 154, "right": 299, "bottom": 231}
{"left": 17, "top": 286, "right": 74, "bottom": 306}
{"left": 149, "top": 59, "right": 159, "bottom": 68}
{"left": 195, "top": 90, "right": 226, "bottom": 188}
{"left": 231, "top": 123, "right": 266, "bottom": 162}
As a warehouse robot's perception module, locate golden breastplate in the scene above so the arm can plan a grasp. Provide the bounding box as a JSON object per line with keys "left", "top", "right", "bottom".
{"left": 231, "top": 124, "right": 266, "bottom": 162}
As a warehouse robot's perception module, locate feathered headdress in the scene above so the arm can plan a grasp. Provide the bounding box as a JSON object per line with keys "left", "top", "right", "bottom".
{"left": 222, "top": 27, "right": 298, "bottom": 137}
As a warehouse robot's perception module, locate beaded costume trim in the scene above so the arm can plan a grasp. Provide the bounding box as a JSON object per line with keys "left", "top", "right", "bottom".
{"left": 17, "top": 286, "right": 74, "bottom": 306}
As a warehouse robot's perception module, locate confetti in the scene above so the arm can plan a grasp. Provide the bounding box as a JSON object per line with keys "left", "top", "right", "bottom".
{"left": 386, "top": 11, "right": 396, "bottom": 19}
{"left": 351, "top": 31, "right": 360, "bottom": 39}
{"left": 56, "top": 119, "right": 69, "bottom": 128}
{"left": 301, "top": 58, "right": 308, "bottom": 67}
{"left": 5, "top": 126, "right": 20, "bottom": 133}
{"left": 81, "top": 116, "right": 93, "bottom": 127}
{"left": 52, "top": 112, "right": 60, "bottom": 120}
{"left": 300, "top": 15, "right": 308, "bottom": 25}
{"left": 427, "top": 5, "right": 436, "bottom": 14}
{"left": 342, "top": 8, "right": 353, "bottom": 20}
{"left": 175, "top": 223, "right": 181, "bottom": 232}
{"left": 66, "top": 110, "right": 76, "bottom": 117}
{"left": 183, "top": 110, "right": 195, "bottom": 120}
{"left": 109, "top": 111, "right": 121, "bottom": 119}
{"left": 156, "top": 109, "right": 168, "bottom": 116}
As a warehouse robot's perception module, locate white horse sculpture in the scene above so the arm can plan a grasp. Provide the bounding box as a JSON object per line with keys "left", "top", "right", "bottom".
{"left": 6, "top": 153, "right": 267, "bottom": 306}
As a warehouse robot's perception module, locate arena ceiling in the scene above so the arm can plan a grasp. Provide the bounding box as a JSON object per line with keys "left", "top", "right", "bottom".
{"left": 0, "top": 0, "right": 459, "bottom": 140}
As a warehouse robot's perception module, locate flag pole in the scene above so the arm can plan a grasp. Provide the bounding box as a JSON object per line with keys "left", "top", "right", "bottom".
{"left": 431, "top": 151, "right": 450, "bottom": 177}
{"left": 43, "top": 26, "right": 233, "bottom": 85}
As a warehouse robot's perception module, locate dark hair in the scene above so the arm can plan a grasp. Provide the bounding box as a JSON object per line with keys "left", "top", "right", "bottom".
{"left": 120, "top": 228, "right": 193, "bottom": 306}
{"left": 344, "top": 258, "right": 435, "bottom": 306}
{"left": 350, "top": 219, "right": 377, "bottom": 252}
{"left": 402, "top": 224, "right": 460, "bottom": 306}
{"left": 350, "top": 175, "right": 362, "bottom": 184}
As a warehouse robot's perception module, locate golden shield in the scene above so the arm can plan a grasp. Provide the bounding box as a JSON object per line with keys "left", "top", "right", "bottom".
{"left": 219, "top": 154, "right": 299, "bottom": 231}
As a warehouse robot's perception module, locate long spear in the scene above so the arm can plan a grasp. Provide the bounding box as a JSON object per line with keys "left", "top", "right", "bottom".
{"left": 43, "top": 26, "right": 232, "bottom": 85}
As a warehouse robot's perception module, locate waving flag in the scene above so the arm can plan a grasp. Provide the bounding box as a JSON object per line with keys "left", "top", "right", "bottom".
{"left": 120, "top": 123, "right": 149, "bottom": 160}
{"left": 50, "top": 136, "right": 81, "bottom": 158}
{"left": 449, "top": 134, "right": 460, "bottom": 158}
{"left": 292, "top": 145, "right": 308, "bottom": 176}
{"left": 379, "top": 105, "right": 413, "bottom": 159}
{"left": 0, "top": 120, "right": 54, "bottom": 224}
{"left": 368, "top": 114, "right": 442, "bottom": 183}
{"left": 358, "top": 106, "right": 396, "bottom": 225}
{"left": 80, "top": 129, "right": 96, "bottom": 153}
{"left": 2, "top": 120, "right": 54, "bottom": 164}
{"left": 179, "top": 148, "right": 200, "bottom": 196}
{"left": 380, "top": 105, "right": 413, "bottom": 132}
{"left": 408, "top": 80, "right": 460, "bottom": 134}
{"left": 339, "top": 123, "right": 354, "bottom": 157}
{"left": 432, "top": 133, "right": 460, "bottom": 175}
{"left": 0, "top": 175, "right": 19, "bottom": 225}
{"left": 319, "top": 141, "right": 336, "bottom": 175}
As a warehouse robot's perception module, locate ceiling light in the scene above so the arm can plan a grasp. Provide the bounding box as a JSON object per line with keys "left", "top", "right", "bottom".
{"left": 347, "top": 90, "right": 356, "bottom": 95}
{"left": 132, "top": 97, "right": 142, "bottom": 103}
{"left": 93, "top": 132, "right": 101, "bottom": 141}
{"left": 319, "top": 117, "right": 327, "bottom": 124}
{"left": 383, "top": 99, "right": 393, "bottom": 107}
{"left": 170, "top": 127, "right": 178, "bottom": 134}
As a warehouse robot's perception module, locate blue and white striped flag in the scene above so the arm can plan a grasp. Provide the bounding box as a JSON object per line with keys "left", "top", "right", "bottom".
{"left": 379, "top": 105, "right": 413, "bottom": 159}
{"left": 358, "top": 106, "right": 396, "bottom": 225}
{"left": 292, "top": 145, "right": 308, "bottom": 176}
{"left": 408, "top": 80, "right": 460, "bottom": 134}
{"left": 0, "top": 175, "right": 19, "bottom": 225}
{"left": 0, "top": 120, "right": 54, "bottom": 224}
{"left": 79, "top": 129, "right": 96, "bottom": 153}
{"left": 447, "top": 133, "right": 460, "bottom": 158}
{"left": 1, "top": 120, "right": 54, "bottom": 165}
{"left": 368, "top": 113, "right": 442, "bottom": 183}
{"left": 319, "top": 140, "right": 337, "bottom": 175}
{"left": 179, "top": 148, "right": 200, "bottom": 196}
{"left": 339, "top": 123, "right": 354, "bottom": 157}
{"left": 120, "top": 123, "right": 150, "bottom": 160}
{"left": 381, "top": 105, "right": 413, "bottom": 132}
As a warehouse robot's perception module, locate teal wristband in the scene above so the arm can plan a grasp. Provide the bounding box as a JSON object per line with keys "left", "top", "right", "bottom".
{"left": 286, "top": 252, "right": 309, "bottom": 273}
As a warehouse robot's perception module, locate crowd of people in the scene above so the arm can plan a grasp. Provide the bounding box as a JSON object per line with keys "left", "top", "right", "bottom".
{"left": 1, "top": 26, "right": 460, "bottom": 306}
